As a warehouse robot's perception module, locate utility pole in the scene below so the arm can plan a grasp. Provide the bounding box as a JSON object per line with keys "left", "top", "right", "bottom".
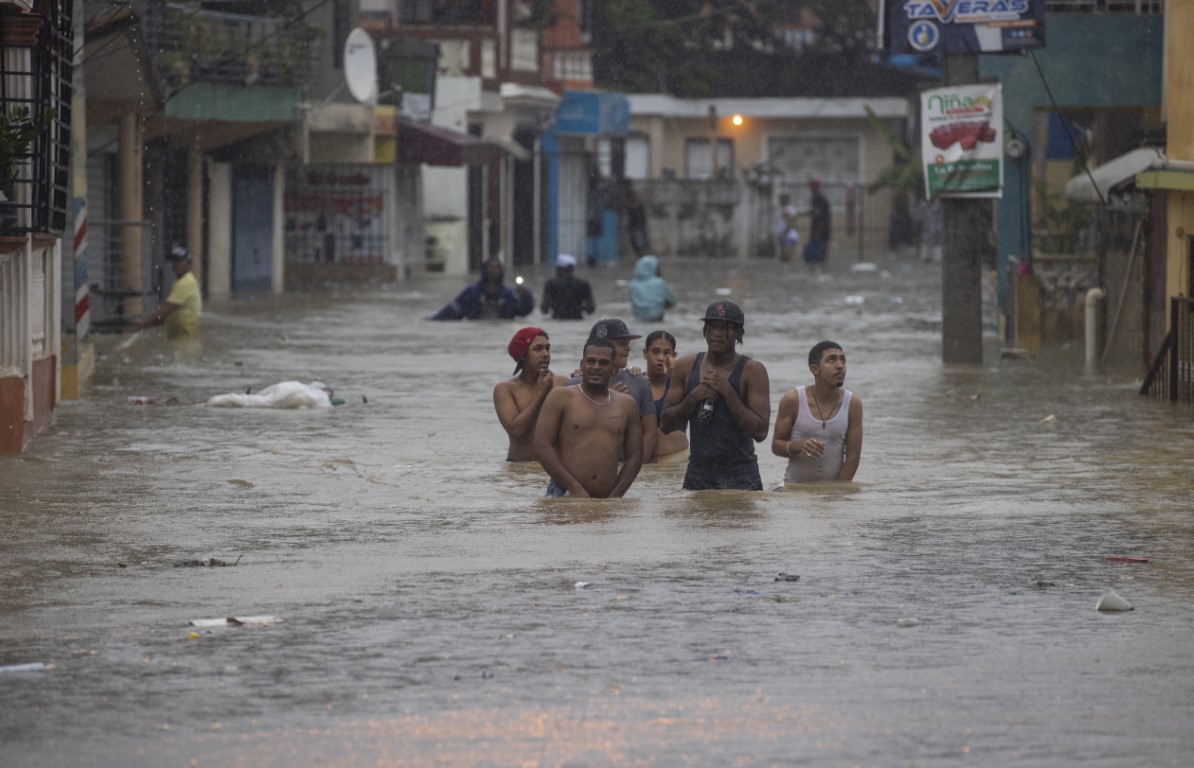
{"left": 940, "top": 53, "right": 986, "bottom": 365}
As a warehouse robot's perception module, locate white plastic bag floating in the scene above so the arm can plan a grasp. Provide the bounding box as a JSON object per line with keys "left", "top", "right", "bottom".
{"left": 207, "top": 381, "right": 332, "bottom": 409}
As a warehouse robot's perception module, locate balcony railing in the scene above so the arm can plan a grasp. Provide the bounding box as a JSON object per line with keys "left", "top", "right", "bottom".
{"left": 142, "top": 2, "right": 322, "bottom": 95}
{"left": 399, "top": 0, "right": 494, "bottom": 25}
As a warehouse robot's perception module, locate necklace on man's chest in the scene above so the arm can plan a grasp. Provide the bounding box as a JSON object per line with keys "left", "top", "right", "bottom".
{"left": 809, "top": 389, "right": 841, "bottom": 429}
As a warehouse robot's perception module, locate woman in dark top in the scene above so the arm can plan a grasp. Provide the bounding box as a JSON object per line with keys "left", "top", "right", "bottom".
{"left": 643, "top": 330, "right": 688, "bottom": 463}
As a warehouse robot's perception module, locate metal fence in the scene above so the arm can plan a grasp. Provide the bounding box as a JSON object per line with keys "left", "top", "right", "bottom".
{"left": 85, "top": 220, "right": 159, "bottom": 332}
{"left": 1140, "top": 297, "right": 1194, "bottom": 403}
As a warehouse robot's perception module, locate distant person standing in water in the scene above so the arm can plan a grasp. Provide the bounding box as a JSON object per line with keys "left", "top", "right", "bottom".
{"left": 803, "top": 179, "right": 831, "bottom": 266}
{"left": 494, "top": 327, "right": 568, "bottom": 462}
{"left": 771, "top": 340, "right": 862, "bottom": 485}
{"left": 431, "top": 256, "right": 533, "bottom": 320}
{"left": 628, "top": 255, "right": 677, "bottom": 324}
{"left": 540, "top": 253, "right": 595, "bottom": 320}
{"left": 534, "top": 337, "right": 643, "bottom": 498}
{"left": 660, "top": 301, "right": 771, "bottom": 491}
{"left": 775, "top": 193, "right": 799, "bottom": 263}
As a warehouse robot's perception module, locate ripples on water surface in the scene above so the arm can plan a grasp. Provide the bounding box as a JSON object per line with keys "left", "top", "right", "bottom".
{"left": 2, "top": 257, "right": 1192, "bottom": 767}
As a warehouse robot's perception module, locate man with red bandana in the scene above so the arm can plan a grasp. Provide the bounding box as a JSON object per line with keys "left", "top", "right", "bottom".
{"left": 493, "top": 327, "right": 567, "bottom": 461}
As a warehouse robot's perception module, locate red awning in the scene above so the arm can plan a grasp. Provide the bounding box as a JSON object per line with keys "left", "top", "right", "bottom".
{"left": 397, "top": 119, "right": 506, "bottom": 166}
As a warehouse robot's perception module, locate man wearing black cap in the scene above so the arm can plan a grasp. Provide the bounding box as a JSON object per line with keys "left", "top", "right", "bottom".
{"left": 570, "top": 318, "right": 657, "bottom": 461}
{"left": 127, "top": 245, "right": 201, "bottom": 341}
{"left": 660, "top": 301, "right": 771, "bottom": 491}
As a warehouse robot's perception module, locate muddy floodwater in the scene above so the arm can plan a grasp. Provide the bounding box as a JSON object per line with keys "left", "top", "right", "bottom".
{"left": 2, "top": 255, "right": 1193, "bottom": 767}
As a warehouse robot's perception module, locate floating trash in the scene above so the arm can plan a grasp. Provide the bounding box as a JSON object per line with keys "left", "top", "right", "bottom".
{"left": 1095, "top": 589, "right": 1133, "bottom": 612}
{"left": 845, "top": 295, "right": 865, "bottom": 305}
{"left": 774, "top": 572, "right": 800, "bottom": 582}
{"left": 715, "top": 287, "right": 733, "bottom": 296}
{"left": 0, "top": 662, "right": 50, "bottom": 674}
{"left": 1105, "top": 556, "right": 1150, "bottom": 564}
{"left": 574, "top": 581, "right": 592, "bottom": 590}
{"left": 896, "top": 618, "right": 920, "bottom": 628}
{"left": 174, "top": 556, "right": 241, "bottom": 568}
{"left": 1041, "top": 414, "right": 1057, "bottom": 426}
{"left": 188, "top": 616, "right": 283, "bottom": 627}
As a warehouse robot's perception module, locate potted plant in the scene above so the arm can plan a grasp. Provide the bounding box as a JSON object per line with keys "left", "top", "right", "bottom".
{"left": 0, "top": 106, "right": 53, "bottom": 231}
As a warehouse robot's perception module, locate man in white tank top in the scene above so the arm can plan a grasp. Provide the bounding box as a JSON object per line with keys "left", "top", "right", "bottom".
{"left": 770, "top": 341, "right": 863, "bottom": 485}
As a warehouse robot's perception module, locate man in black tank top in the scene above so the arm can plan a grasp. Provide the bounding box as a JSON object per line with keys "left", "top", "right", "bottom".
{"left": 659, "top": 301, "right": 771, "bottom": 490}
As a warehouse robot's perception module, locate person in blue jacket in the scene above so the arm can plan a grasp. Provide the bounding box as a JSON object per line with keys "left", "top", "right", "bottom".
{"left": 431, "top": 256, "right": 534, "bottom": 320}
{"left": 628, "top": 254, "right": 677, "bottom": 323}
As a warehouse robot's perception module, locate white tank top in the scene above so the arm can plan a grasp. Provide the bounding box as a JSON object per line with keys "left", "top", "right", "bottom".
{"left": 784, "top": 386, "right": 852, "bottom": 483}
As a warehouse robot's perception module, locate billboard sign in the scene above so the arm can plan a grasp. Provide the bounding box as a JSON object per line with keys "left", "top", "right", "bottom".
{"left": 921, "top": 83, "right": 1003, "bottom": 199}
{"left": 879, "top": 0, "right": 1045, "bottom": 55}
{"left": 555, "top": 90, "right": 630, "bottom": 137}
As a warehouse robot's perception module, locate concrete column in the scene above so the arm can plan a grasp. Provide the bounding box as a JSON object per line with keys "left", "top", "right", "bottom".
{"left": 118, "top": 111, "right": 143, "bottom": 319}
{"left": 206, "top": 162, "right": 231, "bottom": 300}
{"left": 187, "top": 141, "right": 204, "bottom": 282}
{"left": 941, "top": 54, "right": 986, "bottom": 365}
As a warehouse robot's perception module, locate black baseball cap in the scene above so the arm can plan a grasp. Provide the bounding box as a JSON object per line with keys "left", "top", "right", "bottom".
{"left": 589, "top": 318, "right": 641, "bottom": 340}
{"left": 702, "top": 300, "right": 745, "bottom": 326}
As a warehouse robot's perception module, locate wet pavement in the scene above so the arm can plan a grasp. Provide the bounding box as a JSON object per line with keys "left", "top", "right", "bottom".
{"left": 2, "top": 252, "right": 1193, "bottom": 767}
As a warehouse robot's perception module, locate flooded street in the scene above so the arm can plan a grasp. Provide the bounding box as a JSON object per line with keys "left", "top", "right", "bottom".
{"left": 2, "top": 254, "right": 1193, "bottom": 767}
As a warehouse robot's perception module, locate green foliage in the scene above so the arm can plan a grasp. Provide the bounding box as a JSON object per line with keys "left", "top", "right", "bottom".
{"left": 0, "top": 107, "right": 46, "bottom": 189}
{"left": 1033, "top": 177, "right": 1092, "bottom": 253}
{"left": 864, "top": 105, "right": 920, "bottom": 196}
{"left": 592, "top": 0, "right": 878, "bottom": 95}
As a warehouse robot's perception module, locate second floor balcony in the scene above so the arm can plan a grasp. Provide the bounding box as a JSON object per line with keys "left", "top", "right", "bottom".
{"left": 142, "top": 2, "right": 322, "bottom": 95}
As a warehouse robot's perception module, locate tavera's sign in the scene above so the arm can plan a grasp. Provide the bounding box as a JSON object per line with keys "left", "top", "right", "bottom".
{"left": 920, "top": 84, "right": 1003, "bottom": 199}
{"left": 879, "top": 0, "right": 1045, "bottom": 55}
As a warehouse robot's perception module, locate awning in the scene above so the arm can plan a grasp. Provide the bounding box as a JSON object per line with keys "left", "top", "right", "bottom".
{"left": 396, "top": 119, "right": 506, "bottom": 166}
{"left": 1065, "top": 147, "right": 1164, "bottom": 203}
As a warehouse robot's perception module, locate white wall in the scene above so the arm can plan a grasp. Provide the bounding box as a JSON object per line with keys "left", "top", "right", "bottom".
{"left": 206, "top": 162, "right": 231, "bottom": 300}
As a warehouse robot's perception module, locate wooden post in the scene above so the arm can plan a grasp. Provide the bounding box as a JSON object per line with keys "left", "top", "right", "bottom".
{"left": 941, "top": 53, "right": 985, "bottom": 365}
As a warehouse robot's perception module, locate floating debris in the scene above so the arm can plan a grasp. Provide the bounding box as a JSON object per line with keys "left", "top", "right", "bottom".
{"left": 1105, "top": 556, "right": 1149, "bottom": 564}
{"left": 574, "top": 581, "right": 592, "bottom": 590}
{"left": 896, "top": 618, "right": 920, "bottom": 628}
{"left": 188, "top": 616, "right": 283, "bottom": 627}
{"left": 1041, "top": 414, "right": 1057, "bottom": 426}
{"left": 1095, "top": 589, "right": 1133, "bottom": 612}
{"left": 774, "top": 572, "right": 800, "bottom": 582}
{"left": 0, "top": 662, "right": 51, "bottom": 674}
{"left": 173, "top": 556, "right": 242, "bottom": 568}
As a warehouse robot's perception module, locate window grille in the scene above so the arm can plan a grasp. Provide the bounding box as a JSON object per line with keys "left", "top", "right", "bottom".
{"left": 0, "top": 1, "right": 72, "bottom": 235}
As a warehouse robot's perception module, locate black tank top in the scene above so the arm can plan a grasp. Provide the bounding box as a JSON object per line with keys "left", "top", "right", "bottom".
{"left": 683, "top": 352, "right": 762, "bottom": 490}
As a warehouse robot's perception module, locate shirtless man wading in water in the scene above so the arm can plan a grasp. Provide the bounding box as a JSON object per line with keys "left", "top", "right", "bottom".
{"left": 534, "top": 337, "right": 643, "bottom": 498}
{"left": 493, "top": 327, "right": 568, "bottom": 461}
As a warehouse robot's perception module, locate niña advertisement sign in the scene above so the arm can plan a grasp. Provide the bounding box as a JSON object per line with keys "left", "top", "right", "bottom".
{"left": 921, "top": 84, "right": 1003, "bottom": 199}
{"left": 879, "top": 0, "right": 1045, "bottom": 55}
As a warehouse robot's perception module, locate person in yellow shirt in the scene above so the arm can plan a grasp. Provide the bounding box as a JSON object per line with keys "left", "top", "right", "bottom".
{"left": 129, "top": 245, "right": 201, "bottom": 340}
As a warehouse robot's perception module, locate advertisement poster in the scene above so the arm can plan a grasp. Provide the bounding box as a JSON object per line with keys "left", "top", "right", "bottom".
{"left": 921, "top": 83, "right": 1003, "bottom": 199}
{"left": 879, "top": 0, "right": 1045, "bottom": 55}
{"left": 284, "top": 167, "right": 390, "bottom": 265}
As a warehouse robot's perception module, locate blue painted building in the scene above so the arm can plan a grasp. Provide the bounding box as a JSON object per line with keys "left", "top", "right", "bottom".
{"left": 979, "top": 13, "right": 1164, "bottom": 314}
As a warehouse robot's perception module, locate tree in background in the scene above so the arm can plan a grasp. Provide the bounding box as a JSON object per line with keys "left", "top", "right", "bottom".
{"left": 592, "top": 0, "right": 881, "bottom": 97}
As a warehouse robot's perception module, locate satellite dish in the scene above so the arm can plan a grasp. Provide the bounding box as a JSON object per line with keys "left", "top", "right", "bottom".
{"left": 344, "top": 27, "right": 378, "bottom": 104}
